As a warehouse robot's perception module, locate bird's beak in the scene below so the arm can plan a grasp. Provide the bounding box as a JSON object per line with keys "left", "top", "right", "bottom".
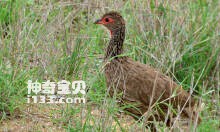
{"left": 94, "top": 19, "right": 103, "bottom": 24}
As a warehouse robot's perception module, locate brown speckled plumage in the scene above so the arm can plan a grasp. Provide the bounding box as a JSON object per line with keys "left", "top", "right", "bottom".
{"left": 95, "top": 11, "right": 201, "bottom": 130}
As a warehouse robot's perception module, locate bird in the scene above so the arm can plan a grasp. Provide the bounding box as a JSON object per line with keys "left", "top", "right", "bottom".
{"left": 94, "top": 11, "right": 201, "bottom": 131}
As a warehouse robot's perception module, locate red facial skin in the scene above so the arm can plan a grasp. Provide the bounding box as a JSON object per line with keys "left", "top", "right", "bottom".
{"left": 95, "top": 17, "right": 114, "bottom": 36}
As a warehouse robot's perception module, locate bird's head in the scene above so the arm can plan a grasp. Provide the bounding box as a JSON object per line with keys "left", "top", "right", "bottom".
{"left": 94, "top": 11, "right": 125, "bottom": 35}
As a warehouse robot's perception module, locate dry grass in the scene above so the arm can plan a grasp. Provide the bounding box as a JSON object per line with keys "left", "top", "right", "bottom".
{"left": 0, "top": 0, "right": 220, "bottom": 131}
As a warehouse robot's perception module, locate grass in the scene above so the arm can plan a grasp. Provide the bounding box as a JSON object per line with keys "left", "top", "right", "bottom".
{"left": 0, "top": 0, "right": 220, "bottom": 131}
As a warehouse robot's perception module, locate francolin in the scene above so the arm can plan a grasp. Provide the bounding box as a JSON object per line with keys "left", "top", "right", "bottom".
{"left": 94, "top": 11, "right": 201, "bottom": 130}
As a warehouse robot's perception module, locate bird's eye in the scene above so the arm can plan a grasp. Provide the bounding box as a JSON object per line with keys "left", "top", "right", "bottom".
{"left": 105, "top": 18, "right": 109, "bottom": 22}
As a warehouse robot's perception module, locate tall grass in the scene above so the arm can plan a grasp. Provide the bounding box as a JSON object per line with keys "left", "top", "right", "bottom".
{"left": 0, "top": 0, "right": 219, "bottom": 131}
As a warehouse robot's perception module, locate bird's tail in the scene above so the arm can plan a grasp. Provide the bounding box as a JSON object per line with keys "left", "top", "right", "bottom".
{"left": 182, "top": 102, "right": 204, "bottom": 125}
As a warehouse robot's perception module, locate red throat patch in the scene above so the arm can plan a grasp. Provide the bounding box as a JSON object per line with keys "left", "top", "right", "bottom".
{"left": 110, "top": 30, "right": 113, "bottom": 37}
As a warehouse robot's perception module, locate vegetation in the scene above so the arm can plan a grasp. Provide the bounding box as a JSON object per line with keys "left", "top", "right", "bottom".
{"left": 0, "top": 0, "right": 219, "bottom": 131}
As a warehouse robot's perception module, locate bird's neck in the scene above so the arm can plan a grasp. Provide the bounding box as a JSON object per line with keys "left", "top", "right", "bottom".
{"left": 105, "top": 26, "right": 125, "bottom": 60}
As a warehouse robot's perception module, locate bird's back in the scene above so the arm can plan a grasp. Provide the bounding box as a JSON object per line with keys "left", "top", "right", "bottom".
{"left": 104, "top": 57, "right": 201, "bottom": 125}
